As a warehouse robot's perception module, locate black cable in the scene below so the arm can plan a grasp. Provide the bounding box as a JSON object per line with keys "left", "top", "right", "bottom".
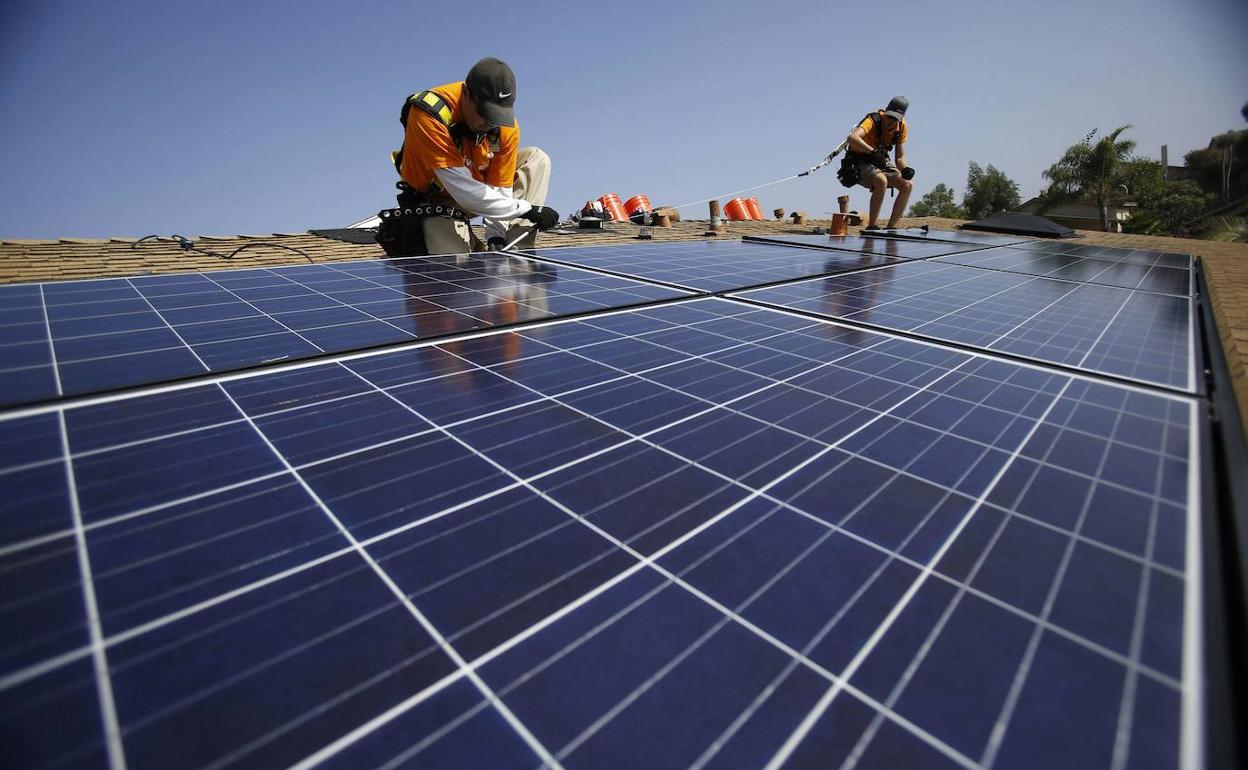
{"left": 131, "top": 234, "right": 314, "bottom": 264}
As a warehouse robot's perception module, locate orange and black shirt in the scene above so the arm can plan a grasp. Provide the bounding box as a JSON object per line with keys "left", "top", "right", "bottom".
{"left": 399, "top": 82, "right": 520, "bottom": 194}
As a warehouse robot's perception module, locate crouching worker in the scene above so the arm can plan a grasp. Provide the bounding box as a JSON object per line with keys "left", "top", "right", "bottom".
{"left": 846, "top": 96, "right": 915, "bottom": 231}
{"left": 377, "top": 57, "right": 559, "bottom": 256}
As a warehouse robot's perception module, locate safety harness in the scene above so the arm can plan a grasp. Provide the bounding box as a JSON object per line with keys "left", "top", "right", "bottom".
{"left": 837, "top": 110, "right": 904, "bottom": 188}
{"left": 377, "top": 89, "right": 481, "bottom": 256}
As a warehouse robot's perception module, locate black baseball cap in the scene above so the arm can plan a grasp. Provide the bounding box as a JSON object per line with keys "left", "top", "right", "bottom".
{"left": 465, "top": 57, "right": 517, "bottom": 127}
{"left": 884, "top": 96, "right": 908, "bottom": 121}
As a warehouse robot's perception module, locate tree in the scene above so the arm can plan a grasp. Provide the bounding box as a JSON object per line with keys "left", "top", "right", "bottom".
{"left": 1040, "top": 126, "right": 1137, "bottom": 231}
{"left": 1118, "top": 158, "right": 1213, "bottom": 237}
{"left": 1195, "top": 216, "right": 1248, "bottom": 243}
{"left": 962, "top": 163, "right": 1021, "bottom": 220}
{"left": 908, "top": 183, "right": 968, "bottom": 218}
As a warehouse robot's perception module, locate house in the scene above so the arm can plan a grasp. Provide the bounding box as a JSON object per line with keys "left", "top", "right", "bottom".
{"left": 1016, "top": 197, "right": 1137, "bottom": 232}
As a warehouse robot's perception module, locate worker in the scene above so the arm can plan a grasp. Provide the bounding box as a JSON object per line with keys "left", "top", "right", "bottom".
{"left": 845, "top": 96, "right": 915, "bottom": 231}
{"left": 377, "top": 57, "right": 559, "bottom": 256}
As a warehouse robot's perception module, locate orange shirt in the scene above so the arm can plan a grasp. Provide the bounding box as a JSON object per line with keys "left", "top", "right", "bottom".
{"left": 856, "top": 111, "right": 908, "bottom": 151}
{"left": 399, "top": 81, "right": 520, "bottom": 193}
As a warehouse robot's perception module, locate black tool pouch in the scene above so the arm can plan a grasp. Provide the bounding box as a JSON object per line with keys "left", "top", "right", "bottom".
{"left": 375, "top": 207, "right": 427, "bottom": 257}
{"left": 837, "top": 155, "right": 860, "bottom": 188}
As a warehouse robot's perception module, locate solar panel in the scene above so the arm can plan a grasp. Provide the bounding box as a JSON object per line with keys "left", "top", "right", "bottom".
{"left": 1003, "top": 240, "right": 1194, "bottom": 270}
{"left": 0, "top": 253, "right": 689, "bottom": 408}
{"left": 520, "top": 240, "right": 936, "bottom": 292}
{"left": 929, "top": 246, "right": 1193, "bottom": 296}
{"left": 0, "top": 297, "right": 1200, "bottom": 770}
{"left": 847, "top": 229, "right": 1036, "bottom": 247}
{"left": 741, "top": 233, "right": 992, "bottom": 258}
{"left": 734, "top": 262, "right": 1193, "bottom": 391}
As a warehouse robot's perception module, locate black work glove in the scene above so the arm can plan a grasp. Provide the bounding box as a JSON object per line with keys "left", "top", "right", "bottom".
{"left": 486, "top": 237, "right": 507, "bottom": 252}
{"left": 871, "top": 149, "right": 889, "bottom": 168}
{"left": 901, "top": 167, "right": 915, "bottom": 180}
{"left": 521, "top": 205, "right": 560, "bottom": 230}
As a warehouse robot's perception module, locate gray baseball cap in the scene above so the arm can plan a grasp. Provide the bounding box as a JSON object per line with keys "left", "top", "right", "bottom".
{"left": 465, "top": 57, "right": 517, "bottom": 127}
{"left": 884, "top": 96, "right": 908, "bottom": 121}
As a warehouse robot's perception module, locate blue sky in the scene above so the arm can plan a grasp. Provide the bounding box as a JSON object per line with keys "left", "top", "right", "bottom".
{"left": 1, "top": 0, "right": 1245, "bottom": 238}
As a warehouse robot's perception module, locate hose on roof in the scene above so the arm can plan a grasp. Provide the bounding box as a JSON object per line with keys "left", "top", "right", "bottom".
{"left": 131, "top": 235, "right": 314, "bottom": 264}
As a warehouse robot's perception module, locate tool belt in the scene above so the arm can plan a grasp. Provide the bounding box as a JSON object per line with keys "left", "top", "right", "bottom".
{"left": 375, "top": 182, "right": 470, "bottom": 257}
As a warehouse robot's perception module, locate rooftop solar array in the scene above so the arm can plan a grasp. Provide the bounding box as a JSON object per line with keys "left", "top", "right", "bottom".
{"left": 0, "top": 254, "right": 689, "bottom": 408}
{"left": 0, "top": 230, "right": 1217, "bottom": 770}
{"left": 1, "top": 298, "right": 1199, "bottom": 770}
{"left": 734, "top": 261, "right": 1193, "bottom": 391}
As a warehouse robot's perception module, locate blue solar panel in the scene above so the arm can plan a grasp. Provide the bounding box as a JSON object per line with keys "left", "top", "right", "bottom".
{"left": 0, "top": 253, "right": 690, "bottom": 408}
{"left": 734, "top": 262, "right": 1193, "bottom": 391}
{"left": 0, "top": 297, "right": 1200, "bottom": 770}
{"left": 931, "top": 247, "right": 1192, "bottom": 296}
{"left": 1004, "top": 240, "right": 1193, "bottom": 270}
{"left": 741, "top": 233, "right": 993, "bottom": 259}
{"left": 521, "top": 239, "right": 940, "bottom": 292}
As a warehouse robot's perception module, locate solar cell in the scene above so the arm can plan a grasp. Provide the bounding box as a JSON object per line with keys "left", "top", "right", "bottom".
{"left": 0, "top": 253, "right": 690, "bottom": 408}
{"left": 0, "top": 297, "right": 1199, "bottom": 770}
{"left": 930, "top": 247, "right": 1192, "bottom": 296}
{"left": 520, "top": 239, "right": 930, "bottom": 292}
{"left": 733, "top": 262, "right": 1193, "bottom": 391}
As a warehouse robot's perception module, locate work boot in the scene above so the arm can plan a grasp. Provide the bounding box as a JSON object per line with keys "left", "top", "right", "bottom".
{"left": 862, "top": 225, "right": 884, "bottom": 233}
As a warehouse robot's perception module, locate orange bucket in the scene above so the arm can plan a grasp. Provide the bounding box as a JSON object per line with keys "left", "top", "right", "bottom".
{"left": 624, "top": 194, "right": 652, "bottom": 224}
{"left": 829, "top": 213, "right": 849, "bottom": 236}
{"left": 746, "top": 198, "right": 765, "bottom": 220}
{"left": 723, "top": 197, "right": 751, "bottom": 221}
{"left": 599, "top": 193, "right": 628, "bottom": 222}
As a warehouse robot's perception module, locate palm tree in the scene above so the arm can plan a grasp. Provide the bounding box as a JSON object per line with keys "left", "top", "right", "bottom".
{"left": 1040, "top": 126, "right": 1137, "bottom": 232}
{"left": 1196, "top": 215, "right": 1248, "bottom": 243}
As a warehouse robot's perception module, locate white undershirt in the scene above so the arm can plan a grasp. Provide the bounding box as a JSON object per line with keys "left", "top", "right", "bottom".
{"left": 434, "top": 166, "right": 534, "bottom": 241}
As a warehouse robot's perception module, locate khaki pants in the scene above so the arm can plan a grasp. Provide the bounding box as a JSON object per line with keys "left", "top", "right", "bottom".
{"left": 422, "top": 146, "right": 551, "bottom": 255}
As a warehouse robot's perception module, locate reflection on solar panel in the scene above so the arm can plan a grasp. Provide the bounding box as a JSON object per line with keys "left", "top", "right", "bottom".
{"left": 734, "top": 262, "right": 1193, "bottom": 391}
{"left": 743, "top": 233, "right": 996, "bottom": 257}
{"left": 521, "top": 240, "right": 936, "bottom": 292}
{"left": 0, "top": 254, "right": 689, "bottom": 408}
{"left": 0, "top": 297, "right": 1199, "bottom": 770}
{"left": 930, "top": 247, "right": 1192, "bottom": 296}
{"left": 1004, "top": 240, "right": 1193, "bottom": 270}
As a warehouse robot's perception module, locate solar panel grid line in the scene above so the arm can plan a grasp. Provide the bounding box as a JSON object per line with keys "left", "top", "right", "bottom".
{"left": 56, "top": 410, "right": 129, "bottom": 770}
{"left": 761, "top": 378, "right": 1076, "bottom": 770}
{"left": 35, "top": 284, "right": 63, "bottom": 397}
{"left": 978, "top": 382, "right": 1156, "bottom": 769}
{"left": 214, "top": 386, "right": 566, "bottom": 770}
{"left": 929, "top": 251, "right": 1193, "bottom": 298}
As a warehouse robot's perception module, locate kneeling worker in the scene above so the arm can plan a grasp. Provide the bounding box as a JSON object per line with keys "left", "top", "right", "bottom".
{"left": 379, "top": 57, "right": 559, "bottom": 256}
{"left": 846, "top": 96, "right": 915, "bottom": 231}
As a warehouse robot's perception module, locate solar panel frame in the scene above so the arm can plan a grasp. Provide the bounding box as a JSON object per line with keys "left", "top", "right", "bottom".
{"left": 742, "top": 232, "right": 1010, "bottom": 255}
{"left": 0, "top": 296, "right": 1205, "bottom": 770}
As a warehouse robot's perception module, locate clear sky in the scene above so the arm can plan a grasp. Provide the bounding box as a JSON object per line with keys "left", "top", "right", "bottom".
{"left": 2, "top": 0, "right": 1245, "bottom": 238}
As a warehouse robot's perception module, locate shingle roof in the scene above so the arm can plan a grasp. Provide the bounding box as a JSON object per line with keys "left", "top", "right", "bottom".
{"left": 4, "top": 216, "right": 1248, "bottom": 432}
